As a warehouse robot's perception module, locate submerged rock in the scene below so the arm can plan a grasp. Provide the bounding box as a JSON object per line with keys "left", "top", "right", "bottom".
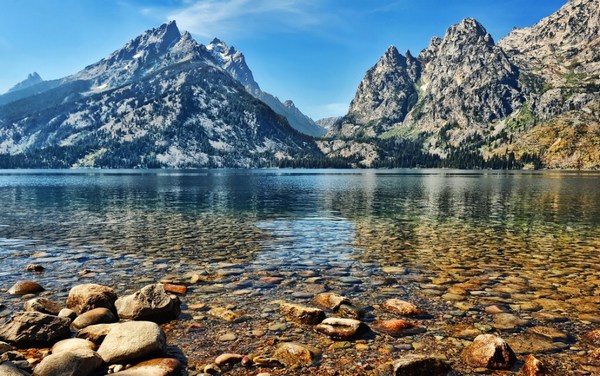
{"left": 0, "top": 312, "right": 70, "bottom": 347}
{"left": 518, "top": 354, "right": 548, "bottom": 376}
{"left": 382, "top": 299, "right": 423, "bottom": 316}
{"left": 272, "top": 342, "right": 320, "bottom": 367}
{"left": 393, "top": 354, "right": 451, "bottom": 375}
{"left": 461, "top": 334, "right": 516, "bottom": 369}
{"left": 315, "top": 318, "right": 367, "bottom": 340}
{"left": 115, "top": 284, "right": 180, "bottom": 323}
{"left": 371, "top": 319, "right": 424, "bottom": 338}
{"left": 66, "top": 284, "right": 117, "bottom": 315}
{"left": 312, "top": 293, "right": 351, "bottom": 311}
{"left": 280, "top": 303, "right": 325, "bottom": 325}
{"left": 97, "top": 321, "right": 166, "bottom": 364}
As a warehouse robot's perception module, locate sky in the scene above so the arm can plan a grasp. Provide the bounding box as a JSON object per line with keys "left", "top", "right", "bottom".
{"left": 0, "top": 0, "right": 566, "bottom": 120}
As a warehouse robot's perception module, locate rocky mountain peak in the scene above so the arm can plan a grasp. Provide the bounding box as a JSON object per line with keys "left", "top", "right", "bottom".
{"left": 206, "top": 38, "right": 260, "bottom": 93}
{"left": 7, "top": 72, "right": 44, "bottom": 93}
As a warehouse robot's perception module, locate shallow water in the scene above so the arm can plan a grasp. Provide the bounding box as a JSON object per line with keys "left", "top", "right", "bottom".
{"left": 1, "top": 169, "right": 599, "bottom": 373}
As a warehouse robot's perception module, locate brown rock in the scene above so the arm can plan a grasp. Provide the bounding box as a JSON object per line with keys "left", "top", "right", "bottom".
{"left": 8, "top": 281, "right": 44, "bottom": 295}
{"left": 312, "top": 293, "right": 351, "bottom": 311}
{"left": 33, "top": 349, "right": 103, "bottom": 376}
{"left": 162, "top": 283, "right": 187, "bottom": 295}
{"left": 314, "top": 318, "right": 367, "bottom": 340}
{"left": 259, "top": 277, "right": 284, "bottom": 284}
{"left": 208, "top": 307, "right": 242, "bottom": 322}
{"left": 66, "top": 284, "right": 117, "bottom": 315}
{"left": 506, "top": 334, "right": 569, "bottom": 354}
{"left": 214, "top": 353, "right": 244, "bottom": 366}
{"left": 338, "top": 304, "right": 365, "bottom": 319}
{"left": 72, "top": 307, "right": 117, "bottom": 330}
{"left": 382, "top": 299, "right": 423, "bottom": 316}
{"left": 587, "top": 348, "right": 600, "bottom": 366}
{"left": 371, "top": 319, "right": 424, "bottom": 338}
{"left": 24, "top": 298, "right": 62, "bottom": 315}
{"left": 52, "top": 338, "right": 97, "bottom": 354}
{"left": 526, "top": 326, "right": 569, "bottom": 342}
{"left": 25, "top": 264, "right": 44, "bottom": 272}
{"left": 393, "top": 354, "right": 451, "bottom": 376}
{"left": 111, "top": 358, "right": 182, "bottom": 375}
{"left": 97, "top": 321, "right": 166, "bottom": 364}
{"left": 519, "top": 354, "right": 548, "bottom": 376}
{"left": 272, "top": 342, "right": 320, "bottom": 367}
{"left": 461, "top": 334, "right": 516, "bottom": 369}
{"left": 280, "top": 303, "right": 325, "bottom": 325}
{"left": 115, "top": 284, "right": 180, "bottom": 323}
{"left": 76, "top": 324, "right": 115, "bottom": 344}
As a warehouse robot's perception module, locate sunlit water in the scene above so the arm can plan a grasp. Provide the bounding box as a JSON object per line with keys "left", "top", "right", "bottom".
{"left": 0, "top": 169, "right": 599, "bottom": 331}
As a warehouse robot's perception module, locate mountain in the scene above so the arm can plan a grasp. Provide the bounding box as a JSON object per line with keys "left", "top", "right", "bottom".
{"left": 316, "top": 116, "right": 341, "bottom": 131}
{"left": 206, "top": 38, "right": 326, "bottom": 137}
{"left": 323, "top": 0, "right": 599, "bottom": 169}
{"left": 0, "top": 22, "right": 320, "bottom": 168}
{"left": 8, "top": 72, "right": 44, "bottom": 93}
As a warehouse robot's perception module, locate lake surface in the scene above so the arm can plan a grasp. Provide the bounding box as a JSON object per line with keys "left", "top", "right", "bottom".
{"left": 1, "top": 169, "right": 599, "bottom": 372}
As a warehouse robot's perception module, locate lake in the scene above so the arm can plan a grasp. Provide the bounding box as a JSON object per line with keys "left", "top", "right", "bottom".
{"left": 1, "top": 169, "right": 599, "bottom": 374}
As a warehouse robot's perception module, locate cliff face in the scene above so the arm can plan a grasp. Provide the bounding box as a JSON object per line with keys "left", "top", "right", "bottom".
{"left": 323, "top": 0, "right": 599, "bottom": 168}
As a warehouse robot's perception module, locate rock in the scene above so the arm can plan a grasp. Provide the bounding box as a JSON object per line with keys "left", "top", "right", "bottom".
{"left": 392, "top": 354, "right": 451, "bottom": 376}
{"left": 506, "top": 334, "right": 569, "bottom": 354}
{"left": 52, "top": 338, "right": 97, "bottom": 354}
{"left": 519, "top": 354, "right": 548, "bottom": 376}
{"left": 72, "top": 308, "right": 117, "bottom": 330}
{"left": 111, "top": 358, "right": 182, "bottom": 376}
{"left": 315, "top": 318, "right": 367, "bottom": 340}
{"left": 0, "top": 362, "right": 30, "bottom": 376}
{"left": 447, "top": 324, "right": 482, "bottom": 340}
{"left": 0, "top": 340, "right": 13, "bottom": 354}
{"left": 484, "top": 305, "right": 511, "bottom": 314}
{"left": 58, "top": 309, "right": 77, "bottom": 321}
{"left": 526, "top": 326, "right": 569, "bottom": 342}
{"left": 214, "top": 353, "right": 244, "bottom": 366}
{"left": 66, "top": 284, "right": 117, "bottom": 315}
{"left": 583, "top": 329, "right": 600, "bottom": 345}
{"left": 33, "top": 349, "right": 102, "bottom": 376}
{"left": 24, "top": 298, "right": 62, "bottom": 316}
{"left": 218, "top": 332, "right": 237, "bottom": 342}
{"left": 337, "top": 304, "right": 365, "bottom": 319}
{"left": 272, "top": 342, "right": 320, "bottom": 367}
{"left": 492, "top": 313, "right": 530, "bottom": 331}
{"left": 97, "top": 321, "right": 166, "bottom": 364}
{"left": 162, "top": 283, "right": 187, "bottom": 295}
{"left": 461, "top": 334, "right": 516, "bottom": 369}
{"left": 382, "top": 299, "right": 423, "bottom": 316}
{"left": 76, "top": 324, "right": 114, "bottom": 344}
{"left": 115, "top": 284, "right": 180, "bottom": 323}
{"left": 0, "top": 312, "right": 70, "bottom": 346}
{"left": 8, "top": 281, "right": 44, "bottom": 295}
{"left": 25, "top": 264, "right": 44, "bottom": 272}
{"left": 371, "top": 319, "right": 425, "bottom": 338}
{"left": 312, "top": 293, "right": 351, "bottom": 311}
{"left": 208, "top": 307, "right": 242, "bottom": 322}
{"left": 280, "top": 303, "right": 325, "bottom": 325}
{"left": 587, "top": 348, "right": 600, "bottom": 366}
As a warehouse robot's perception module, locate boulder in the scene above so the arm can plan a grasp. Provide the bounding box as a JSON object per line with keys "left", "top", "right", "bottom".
{"left": 0, "top": 312, "right": 70, "bottom": 347}
{"left": 280, "top": 303, "right": 325, "bottom": 325}
{"left": 24, "top": 298, "right": 62, "bottom": 315}
{"left": 314, "top": 318, "right": 367, "bottom": 340}
{"left": 97, "top": 321, "right": 166, "bottom": 364}
{"left": 0, "top": 340, "right": 14, "bottom": 354}
{"left": 58, "top": 309, "right": 77, "bottom": 321}
{"left": 115, "top": 284, "right": 180, "bottom": 323}
{"left": 76, "top": 324, "right": 115, "bottom": 344}
{"left": 393, "top": 354, "right": 451, "bottom": 375}
{"left": 66, "top": 284, "right": 117, "bottom": 315}
{"left": 72, "top": 308, "right": 117, "bottom": 330}
{"left": 382, "top": 299, "right": 423, "bottom": 316}
{"left": 273, "top": 342, "right": 320, "bottom": 367}
{"left": 0, "top": 361, "right": 30, "bottom": 376}
{"left": 8, "top": 281, "right": 44, "bottom": 295}
{"left": 312, "top": 293, "right": 351, "bottom": 311}
{"left": 33, "top": 349, "right": 103, "bottom": 376}
{"left": 111, "top": 358, "right": 182, "bottom": 376}
{"left": 461, "top": 334, "right": 516, "bottom": 369}
{"left": 52, "top": 338, "right": 97, "bottom": 354}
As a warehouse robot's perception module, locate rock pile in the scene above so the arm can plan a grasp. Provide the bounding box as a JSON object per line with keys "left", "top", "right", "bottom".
{"left": 0, "top": 282, "right": 183, "bottom": 376}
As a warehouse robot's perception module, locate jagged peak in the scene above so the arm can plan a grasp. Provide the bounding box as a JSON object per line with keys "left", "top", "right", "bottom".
{"left": 447, "top": 17, "right": 494, "bottom": 45}
{"left": 7, "top": 72, "right": 44, "bottom": 93}
{"left": 378, "top": 45, "right": 406, "bottom": 67}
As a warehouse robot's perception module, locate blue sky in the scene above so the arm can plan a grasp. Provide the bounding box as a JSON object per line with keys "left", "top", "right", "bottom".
{"left": 0, "top": 0, "right": 566, "bottom": 120}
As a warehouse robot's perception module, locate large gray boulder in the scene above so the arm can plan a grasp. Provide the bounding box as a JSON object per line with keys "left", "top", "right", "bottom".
{"left": 0, "top": 312, "right": 70, "bottom": 347}
{"left": 115, "top": 284, "right": 180, "bottom": 323}
{"left": 33, "top": 349, "right": 103, "bottom": 376}
{"left": 97, "top": 321, "right": 166, "bottom": 364}
{"left": 0, "top": 361, "right": 30, "bottom": 376}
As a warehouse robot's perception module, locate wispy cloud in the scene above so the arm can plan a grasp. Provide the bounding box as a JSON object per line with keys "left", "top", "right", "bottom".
{"left": 162, "top": 0, "right": 325, "bottom": 39}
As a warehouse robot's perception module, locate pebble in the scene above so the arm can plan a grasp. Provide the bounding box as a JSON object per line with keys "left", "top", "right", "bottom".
{"left": 218, "top": 332, "right": 237, "bottom": 342}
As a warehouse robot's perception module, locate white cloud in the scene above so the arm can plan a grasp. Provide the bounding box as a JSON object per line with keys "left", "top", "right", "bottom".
{"left": 165, "top": 0, "right": 323, "bottom": 38}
